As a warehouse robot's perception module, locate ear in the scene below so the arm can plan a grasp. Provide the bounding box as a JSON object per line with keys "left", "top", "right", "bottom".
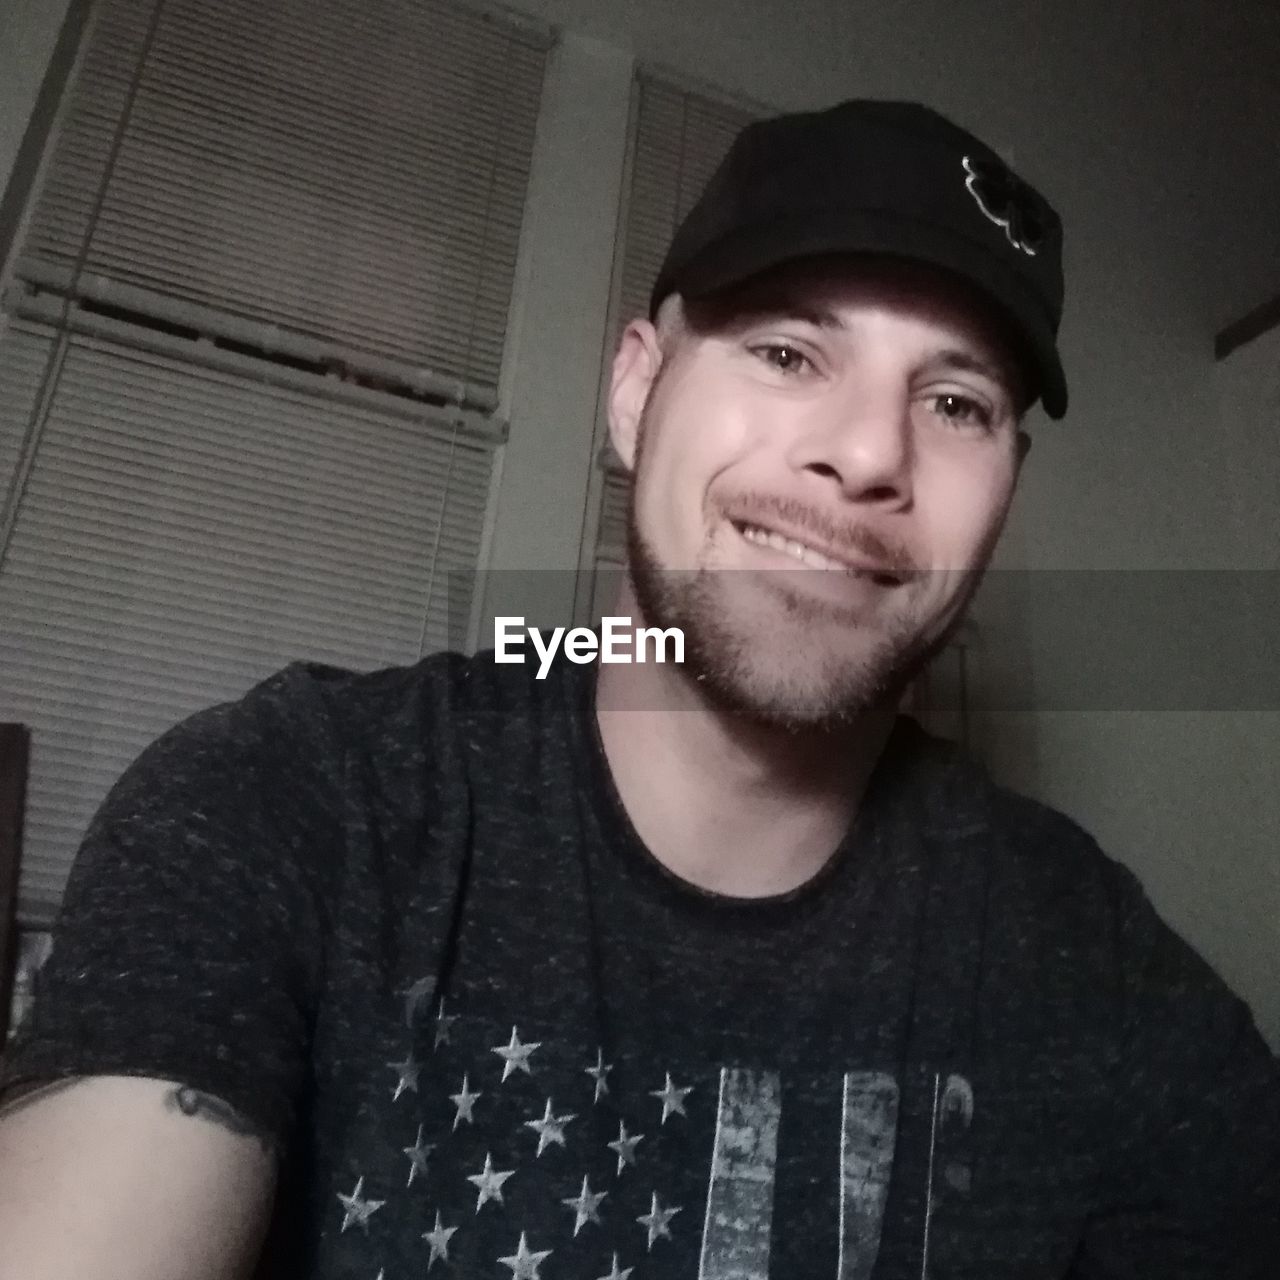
{"left": 606, "top": 317, "right": 665, "bottom": 473}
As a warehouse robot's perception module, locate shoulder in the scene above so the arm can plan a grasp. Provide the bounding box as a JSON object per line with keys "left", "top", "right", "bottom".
{"left": 54, "top": 651, "right": 559, "bottom": 955}
{"left": 899, "top": 719, "right": 1141, "bottom": 913}
{"left": 161, "top": 647, "right": 551, "bottom": 759}
{"left": 890, "top": 721, "right": 1173, "bottom": 985}
{"left": 177, "top": 650, "right": 580, "bottom": 821}
{"left": 79, "top": 650, "right": 557, "bottom": 857}
{"left": 904, "top": 723, "right": 1259, "bottom": 1047}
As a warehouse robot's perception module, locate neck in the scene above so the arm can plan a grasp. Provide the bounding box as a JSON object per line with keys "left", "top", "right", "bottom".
{"left": 593, "top": 603, "right": 897, "bottom": 899}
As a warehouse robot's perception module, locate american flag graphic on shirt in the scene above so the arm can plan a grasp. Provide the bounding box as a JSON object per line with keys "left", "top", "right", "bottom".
{"left": 322, "top": 984, "right": 936, "bottom": 1279}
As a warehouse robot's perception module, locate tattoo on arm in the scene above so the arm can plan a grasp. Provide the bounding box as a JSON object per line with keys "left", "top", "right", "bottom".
{"left": 166, "top": 1086, "right": 280, "bottom": 1160}
{"left": 0, "top": 1077, "right": 84, "bottom": 1120}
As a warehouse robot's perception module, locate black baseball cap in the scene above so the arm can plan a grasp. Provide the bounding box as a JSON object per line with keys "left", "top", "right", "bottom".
{"left": 649, "top": 99, "right": 1068, "bottom": 419}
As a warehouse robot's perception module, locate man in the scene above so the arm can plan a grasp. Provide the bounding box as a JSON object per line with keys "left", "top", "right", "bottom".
{"left": 0, "top": 99, "right": 1276, "bottom": 1280}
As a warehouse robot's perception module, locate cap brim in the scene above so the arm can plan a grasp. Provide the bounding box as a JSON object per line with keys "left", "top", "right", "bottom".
{"left": 654, "top": 212, "right": 1068, "bottom": 420}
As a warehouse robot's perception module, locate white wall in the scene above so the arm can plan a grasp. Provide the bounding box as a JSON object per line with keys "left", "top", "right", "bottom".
{"left": 1221, "top": 325, "right": 1280, "bottom": 572}
{"left": 480, "top": 33, "right": 633, "bottom": 633}
{"left": 2, "top": 0, "right": 1276, "bottom": 1046}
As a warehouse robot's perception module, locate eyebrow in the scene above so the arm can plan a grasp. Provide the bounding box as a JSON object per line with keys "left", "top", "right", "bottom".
{"left": 730, "top": 298, "right": 848, "bottom": 331}
{"left": 779, "top": 302, "right": 847, "bottom": 331}
{"left": 926, "top": 349, "right": 1008, "bottom": 387}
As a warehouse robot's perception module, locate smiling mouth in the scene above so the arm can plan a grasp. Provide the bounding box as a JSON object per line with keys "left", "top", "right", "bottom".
{"left": 731, "top": 520, "right": 904, "bottom": 586}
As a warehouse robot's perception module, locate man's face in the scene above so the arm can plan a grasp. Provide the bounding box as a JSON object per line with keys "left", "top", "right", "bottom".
{"left": 607, "top": 256, "right": 1030, "bottom": 733}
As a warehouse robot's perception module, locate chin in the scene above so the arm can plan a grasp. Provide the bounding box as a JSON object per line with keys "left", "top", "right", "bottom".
{"left": 629, "top": 561, "right": 917, "bottom": 736}
{"left": 688, "top": 616, "right": 928, "bottom": 733}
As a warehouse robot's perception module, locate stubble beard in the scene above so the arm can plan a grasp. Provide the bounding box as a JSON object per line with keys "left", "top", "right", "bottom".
{"left": 625, "top": 496, "right": 971, "bottom": 735}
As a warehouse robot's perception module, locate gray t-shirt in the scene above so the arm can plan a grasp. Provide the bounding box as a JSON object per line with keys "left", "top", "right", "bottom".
{"left": 3, "top": 651, "right": 1278, "bottom": 1278}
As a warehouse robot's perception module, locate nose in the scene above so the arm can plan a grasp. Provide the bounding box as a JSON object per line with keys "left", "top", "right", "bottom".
{"left": 784, "top": 377, "right": 913, "bottom": 506}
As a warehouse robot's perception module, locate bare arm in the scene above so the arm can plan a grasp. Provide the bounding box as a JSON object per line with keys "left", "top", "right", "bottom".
{"left": 0, "top": 1074, "right": 278, "bottom": 1280}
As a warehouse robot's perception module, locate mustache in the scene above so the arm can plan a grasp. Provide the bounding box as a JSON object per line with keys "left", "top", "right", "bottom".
{"left": 717, "top": 491, "right": 919, "bottom": 578}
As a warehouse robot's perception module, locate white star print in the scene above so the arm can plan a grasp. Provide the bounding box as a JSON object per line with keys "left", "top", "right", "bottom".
{"left": 386, "top": 1050, "right": 420, "bottom": 1102}
{"left": 593, "top": 1254, "right": 634, "bottom": 1280}
{"left": 336, "top": 1176, "right": 385, "bottom": 1233}
{"left": 450, "top": 1073, "right": 482, "bottom": 1129}
{"left": 402, "top": 975, "right": 435, "bottom": 1028}
{"left": 422, "top": 1208, "right": 458, "bottom": 1269}
{"left": 434, "top": 997, "right": 459, "bottom": 1049}
{"left": 525, "top": 1097, "right": 576, "bottom": 1156}
{"left": 650, "top": 1071, "right": 692, "bottom": 1123}
{"left": 491, "top": 1026, "right": 541, "bottom": 1082}
{"left": 466, "top": 1151, "right": 516, "bottom": 1211}
{"left": 607, "top": 1119, "right": 644, "bottom": 1175}
{"left": 637, "top": 1190, "right": 681, "bottom": 1249}
{"left": 498, "top": 1232, "right": 553, "bottom": 1280}
{"left": 561, "top": 1173, "right": 607, "bottom": 1235}
{"left": 402, "top": 1123, "right": 434, "bottom": 1188}
{"left": 585, "top": 1048, "right": 612, "bottom": 1102}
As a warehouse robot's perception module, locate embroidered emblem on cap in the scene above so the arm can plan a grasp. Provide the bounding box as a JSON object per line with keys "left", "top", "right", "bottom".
{"left": 962, "top": 155, "right": 1045, "bottom": 257}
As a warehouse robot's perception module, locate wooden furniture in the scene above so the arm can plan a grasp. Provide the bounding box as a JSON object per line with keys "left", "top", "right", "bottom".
{"left": 0, "top": 724, "right": 30, "bottom": 1037}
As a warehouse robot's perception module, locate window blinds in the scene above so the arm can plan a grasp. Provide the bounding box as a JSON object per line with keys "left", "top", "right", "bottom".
{"left": 0, "top": 319, "right": 494, "bottom": 917}
{"left": 583, "top": 73, "right": 759, "bottom": 621}
{"left": 609, "top": 76, "right": 759, "bottom": 373}
{"left": 14, "top": 0, "right": 551, "bottom": 406}
{"left": 0, "top": 0, "right": 550, "bottom": 923}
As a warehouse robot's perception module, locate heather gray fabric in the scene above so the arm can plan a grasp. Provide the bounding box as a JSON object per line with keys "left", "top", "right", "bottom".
{"left": 3, "top": 651, "right": 1278, "bottom": 1279}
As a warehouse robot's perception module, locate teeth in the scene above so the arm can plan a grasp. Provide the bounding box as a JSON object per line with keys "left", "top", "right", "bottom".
{"left": 739, "top": 523, "right": 850, "bottom": 572}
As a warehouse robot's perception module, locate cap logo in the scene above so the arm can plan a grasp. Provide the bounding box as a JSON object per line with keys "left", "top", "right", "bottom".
{"left": 962, "top": 155, "right": 1045, "bottom": 258}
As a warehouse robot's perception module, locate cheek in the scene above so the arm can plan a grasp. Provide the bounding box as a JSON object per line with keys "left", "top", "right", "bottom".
{"left": 916, "top": 459, "right": 1017, "bottom": 568}
{"left": 634, "top": 391, "right": 754, "bottom": 550}
{"left": 631, "top": 417, "right": 710, "bottom": 564}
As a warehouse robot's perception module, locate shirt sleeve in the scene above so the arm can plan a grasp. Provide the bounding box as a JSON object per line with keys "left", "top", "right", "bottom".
{"left": 1071, "top": 861, "right": 1280, "bottom": 1278}
{"left": 0, "top": 661, "right": 346, "bottom": 1153}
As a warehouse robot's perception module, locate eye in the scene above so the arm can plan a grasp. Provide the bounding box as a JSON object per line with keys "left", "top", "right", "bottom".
{"left": 750, "top": 342, "right": 815, "bottom": 376}
{"left": 928, "top": 392, "right": 995, "bottom": 432}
